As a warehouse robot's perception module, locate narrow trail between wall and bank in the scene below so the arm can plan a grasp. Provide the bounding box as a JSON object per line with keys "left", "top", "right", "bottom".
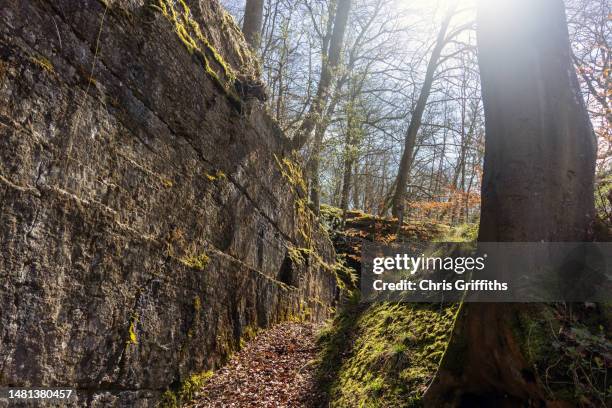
{"left": 179, "top": 208, "right": 611, "bottom": 408}
{"left": 185, "top": 322, "right": 326, "bottom": 408}
{"left": 178, "top": 209, "right": 458, "bottom": 408}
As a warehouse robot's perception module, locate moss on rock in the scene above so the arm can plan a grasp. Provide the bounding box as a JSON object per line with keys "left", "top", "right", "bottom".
{"left": 158, "top": 370, "right": 214, "bottom": 407}
{"left": 155, "top": 0, "right": 241, "bottom": 105}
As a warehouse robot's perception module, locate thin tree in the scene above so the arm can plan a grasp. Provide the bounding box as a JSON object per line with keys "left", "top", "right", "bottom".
{"left": 391, "top": 5, "right": 459, "bottom": 220}
{"left": 291, "top": 0, "right": 352, "bottom": 150}
{"left": 309, "top": 0, "right": 390, "bottom": 214}
{"left": 340, "top": 83, "right": 363, "bottom": 215}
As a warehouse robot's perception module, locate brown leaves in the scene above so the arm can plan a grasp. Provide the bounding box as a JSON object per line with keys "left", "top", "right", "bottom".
{"left": 188, "top": 323, "right": 325, "bottom": 408}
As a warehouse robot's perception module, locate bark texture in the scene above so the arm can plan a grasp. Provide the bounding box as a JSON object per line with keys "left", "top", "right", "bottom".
{"left": 0, "top": 0, "right": 336, "bottom": 405}
{"left": 476, "top": 0, "right": 596, "bottom": 243}
{"left": 242, "top": 0, "right": 264, "bottom": 50}
{"left": 424, "top": 0, "right": 597, "bottom": 406}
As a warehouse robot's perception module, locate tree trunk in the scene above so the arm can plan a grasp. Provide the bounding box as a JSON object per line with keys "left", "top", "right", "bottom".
{"left": 424, "top": 0, "right": 597, "bottom": 406}
{"left": 477, "top": 1, "right": 595, "bottom": 242}
{"left": 309, "top": 91, "right": 342, "bottom": 215}
{"left": 391, "top": 8, "right": 455, "bottom": 219}
{"left": 292, "top": 0, "right": 352, "bottom": 150}
{"left": 309, "top": 139, "right": 323, "bottom": 215}
{"left": 340, "top": 108, "right": 357, "bottom": 215}
{"left": 340, "top": 155, "right": 352, "bottom": 217}
{"left": 352, "top": 163, "right": 361, "bottom": 211}
{"left": 242, "top": 0, "right": 265, "bottom": 50}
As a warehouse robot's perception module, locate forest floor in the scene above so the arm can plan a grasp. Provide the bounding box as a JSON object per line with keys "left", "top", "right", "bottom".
{"left": 186, "top": 322, "right": 325, "bottom": 408}
{"left": 184, "top": 208, "right": 610, "bottom": 407}
{"left": 182, "top": 209, "right": 461, "bottom": 408}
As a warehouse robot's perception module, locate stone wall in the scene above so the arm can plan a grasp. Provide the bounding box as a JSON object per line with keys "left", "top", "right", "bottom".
{"left": 0, "top": 0, "right": 336, "bottom": 405}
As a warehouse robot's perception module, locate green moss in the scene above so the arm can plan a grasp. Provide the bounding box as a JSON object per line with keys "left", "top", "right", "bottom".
{"left": 273, "top": 153, "right": 320, "bottom": 246}
{"left": 186, "top": 296, "right": 203, "bottom": 339}
{"left": 513, "top": 305, "right": 558, "bottom": 366}
{"left": 30, "top": 56, "right": 54, "bottom": 73}
{"left": 301, "top": 306, "right": 313, "bottom": 321}
{"left": 158, "top": 370, "right": 214, "bottom": 407}
{"left": 161, "top": 178, "right": 174, "bottom": 188}
{"left": 320, "top": 204, "right": 344, "bottom": 232}
{"left": 315, "top": 299, "right": 458, "bottom": 407}
{"left": 239, "top": 325, "right": 259, "bottom": 348}
{"left": 181, "top": 371, "right": 213, "bottom": 400}
{"left": 430, "top": 303, "right": 466, "bottom": 377}
{"left": 332, "top": 255, "right": 358, "bottom": 294}
{"left": 437, "top": 223, "right": 478, "bottom": 242}
{"left": 204, "top": 170, "right": 227, "bottom": 182}
{"left": 158, "top": 390, "right": 177, "bottom": 407}
{"left": 193, "top": 296, "right": 202, "bottom": 313}
{"left": 180, "top": 252, "right": 210, "bottom": 270}
{"left": 507, "top": 305, "right": 611, "bottom": 405}
{"left": 287, "top": 246, "right": 307, "bottom": 267}
{"left": 220, "top": 10, "right": 258, "bottom": 73}
{"left": 286, "top": 245, "right": 342, "bottom": 291}
{"left": 273, "top": 153, "right": 308, "bottom": 194}
{"left": 155, "top": 0, "right": 241, "bottom": 104}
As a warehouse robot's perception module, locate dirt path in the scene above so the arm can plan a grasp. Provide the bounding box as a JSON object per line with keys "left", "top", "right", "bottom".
{"left": 187, "top": 322, "right": 326, "bottom": 407}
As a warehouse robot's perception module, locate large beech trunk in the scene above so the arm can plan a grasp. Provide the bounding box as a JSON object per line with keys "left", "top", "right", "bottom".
{"left": 424, "top": 0, "right": 596, "bottom": 406}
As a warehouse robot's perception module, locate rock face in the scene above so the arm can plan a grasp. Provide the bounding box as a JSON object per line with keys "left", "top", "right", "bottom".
{"left": 0, "top": 0, "right": 336, "bottom": 405}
